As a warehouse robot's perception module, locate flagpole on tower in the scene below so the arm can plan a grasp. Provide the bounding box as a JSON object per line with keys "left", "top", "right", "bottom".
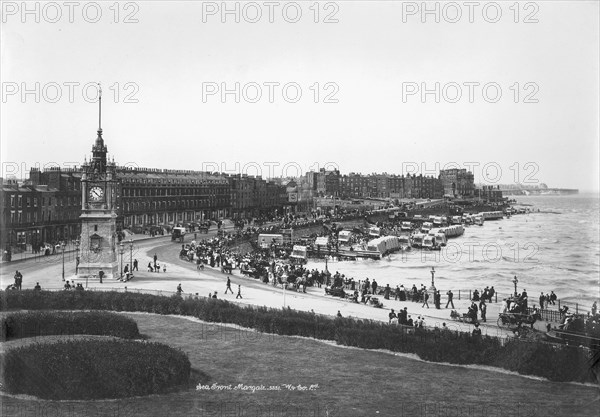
{"left": 98, "top": 83, "right": 102, "bottom": 131}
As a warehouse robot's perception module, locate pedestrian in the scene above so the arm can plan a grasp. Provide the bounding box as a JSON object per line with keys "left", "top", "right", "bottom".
{"left": 236, "top": 285, "right": 243, "bottom": 299}
{"left": 133, "top": 259, "right": 138, "bottom": 271}
{"left": 337, "top": 310, "right": 342, "bottom": 318}
{"left": 212, "top": 291, "right": 218, "bottom": 299}
{"left": 550, "top": 291, "right": 557, "bottom": 305}
{"left": 34, "top": 282, "right": 41, "bottom": 291}
{"left": 592, "top": 301, "right": 597, "bottom": 316}
{"left": 480, "top": 300, "right": 487, "bottom": 322}
{"left": 225, "top": 276, "right": 234, "bottom": 294}
{"left": 389, "top": 309, "right": 397, "bottom": 324}
{"left": 434, "top": 290, "right": 441, "bottom": 309}
{"left": 177, "top": 283, "right": 183, "bottom": 294}
{"left": 539, "top": 292, "right": 545, "bottom": 309}
{"left": 64, "top": 280, "right": 71, "bottom": 290}
{"left": 163, "top": 264, "right": 167, "bottom": 273}
{"left": 520, "top": 289, "right": 529, "bottom": 310}
{"left": 472, "top": 323, "right": 482, "bottom": 338}
{"left": 422, "top": 289, "right": 429, "bottom": 308}
{"left": 446, "top": 290, "right": 455, "bottom": 309}
{"left": 470, "top": 302, "right": 478, "bottom": 322}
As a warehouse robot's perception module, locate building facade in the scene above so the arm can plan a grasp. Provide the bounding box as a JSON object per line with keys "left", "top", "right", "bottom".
{"left": 439, "top": 168, "right": 475, "bottom": 198}
{"left": 117, "top": 167, "right": 230, "bottom": 231}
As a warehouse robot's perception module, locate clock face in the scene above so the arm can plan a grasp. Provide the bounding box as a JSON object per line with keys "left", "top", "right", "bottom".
{"left": 89, "top": 186, "right": 104, "bottom": 202}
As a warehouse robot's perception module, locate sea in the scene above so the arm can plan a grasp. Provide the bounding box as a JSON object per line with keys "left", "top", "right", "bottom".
{"left": 307, "top": 194, "right": 600, "bottom": 311}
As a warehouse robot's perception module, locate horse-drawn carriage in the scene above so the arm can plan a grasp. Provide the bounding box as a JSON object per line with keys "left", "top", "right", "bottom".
{"left": 545, "top": 314, "right": 600, "bottom": 350}
{"left": 450, "top": 309, "right": 478, "bottom": 324}
{"left": 325, "top": 286, "right": 345, "bottom": 298}
{"left": 497, "top": 310, "right": 541, "bottom": 329}
{"left": 366, "top": 296, "right": 383, "bottom": 308}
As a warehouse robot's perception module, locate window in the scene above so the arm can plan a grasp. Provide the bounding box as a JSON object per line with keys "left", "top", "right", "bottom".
{"left": 94, "top": 225, "right": 98, "bottom": 232}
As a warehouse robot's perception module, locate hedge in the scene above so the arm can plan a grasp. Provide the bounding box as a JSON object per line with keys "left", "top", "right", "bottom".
{"left": 1, "top": 311, "right": 141, "bottom": 341}
{"left": 1, "top": 290, "right": 597, "bottom": 384}
{"left": 2, "top": 339, "right": 191, "bottom": 400}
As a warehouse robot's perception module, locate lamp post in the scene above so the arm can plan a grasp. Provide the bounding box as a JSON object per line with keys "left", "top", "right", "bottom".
{"left": 119, "top": 242, "right": 125, "bottom": 278}
{"left": 429, "top": 266, "right": 436, "bottom": 292}
{"left": 75, "top": 240, "right": 80, "bottom": 275}
{"left": 61, "top": 241, "right": 66, "bottom": 281}
{"left": 282, "top": 274, "right": 287, "bottom": 307}
{"left": 128, "top": 240, "right": 134, "bottom": 277}
{"left": 512, "top": 275, "right": 518, "bottom": 297}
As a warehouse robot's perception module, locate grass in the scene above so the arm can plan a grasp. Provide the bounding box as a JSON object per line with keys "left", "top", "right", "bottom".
{"left": 1, "top": 313, "right": 597, "bottom": 417}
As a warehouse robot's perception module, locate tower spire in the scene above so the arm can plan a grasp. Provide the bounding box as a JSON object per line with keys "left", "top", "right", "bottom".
{"left": 98, "top": 82, "right": 102, "bottom": 131}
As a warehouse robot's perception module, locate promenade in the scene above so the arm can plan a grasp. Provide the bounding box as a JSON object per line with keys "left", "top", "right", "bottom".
{"left": 2, "top": 218, "right": 579, "bottom": 339}
{"left": 6, "top": 238, "right": 540, "bottom": 340}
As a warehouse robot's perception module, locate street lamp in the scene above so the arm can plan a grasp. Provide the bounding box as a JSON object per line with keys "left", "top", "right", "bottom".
{"left": 75, "top": 240, "right": 80, "bottom": 275}
{"left": 429, "top": 267, "right": 436, "bottom": 291}
{"left": 512, "top": 275, "right": 518, "bottom": 297}
{"left": 119, "top": 242, "right": 125, "bottom": 278}
{"left": 128, "top": 240, "right": 134, "bottom": 278}
{"left": 61, "top": 241, "right": 66, "bottom": 281}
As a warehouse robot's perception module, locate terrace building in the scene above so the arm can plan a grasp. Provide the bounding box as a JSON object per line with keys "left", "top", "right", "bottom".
{"left": 439, "top": 168, "right": 475, "bottom": 198}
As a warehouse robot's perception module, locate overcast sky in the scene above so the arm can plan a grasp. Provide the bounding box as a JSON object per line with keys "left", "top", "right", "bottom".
{"left": 1, "top": 1, "right": 599, "bottom": 191}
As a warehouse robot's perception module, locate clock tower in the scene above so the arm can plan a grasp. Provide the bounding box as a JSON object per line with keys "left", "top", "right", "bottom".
{"left": 77, "top": 85, "right": 119, "bottom": 279}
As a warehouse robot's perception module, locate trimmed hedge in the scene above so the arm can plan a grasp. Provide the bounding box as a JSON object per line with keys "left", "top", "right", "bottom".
{"left": 1, "top": 311, "right": 141, "bottom": 341}
{"left": 1, "top": 290, "right": 597, "bottom": 384}
{"left": 2, "top": 339, "right": 191, "bottom": 400}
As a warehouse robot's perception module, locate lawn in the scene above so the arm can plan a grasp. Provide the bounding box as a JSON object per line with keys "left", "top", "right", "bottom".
{"left": 1, "top": 312, "right": 598, "bottom": 416}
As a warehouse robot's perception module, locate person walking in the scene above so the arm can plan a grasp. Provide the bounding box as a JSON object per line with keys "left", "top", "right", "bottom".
{"left": 225, "top": 277, "right": 234, "bottom": 294}
{"left": 177, "top": 283, "right": 183, "bottom": 294}
{"left": 236, "top": 285, "right": 243, "bottom": 299}
{"left": 133, "top": 259, "right": 138, "bottom": 272}
{"left": 14, "top": 271, "right": 23, "bottom": 290}
{"left": 479, "top": 300, "right": 487, "bottom": 322}
{"left": 445, "top": 290, "right": 455, "bottom": 309}
{"left": 422, "top": 289, "right": 429, "bottom": 308}
{"left": 434, "top": 290, "right": 441, "bottom": 309}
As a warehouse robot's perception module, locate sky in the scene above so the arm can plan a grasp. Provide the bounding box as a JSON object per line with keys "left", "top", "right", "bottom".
{"left": 1, "top": 1, "right": 599, "bottom": 192}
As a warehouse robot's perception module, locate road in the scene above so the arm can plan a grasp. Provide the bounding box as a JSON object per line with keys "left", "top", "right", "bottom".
{"left": 1, "top": 231, "right": 532, "bottom": 340}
